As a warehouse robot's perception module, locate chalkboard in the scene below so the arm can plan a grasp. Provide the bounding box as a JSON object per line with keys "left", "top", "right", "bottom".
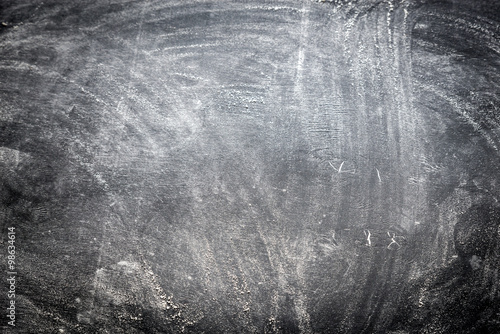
{"left": 1, "top": 0, "right": 499, "bottom": 333}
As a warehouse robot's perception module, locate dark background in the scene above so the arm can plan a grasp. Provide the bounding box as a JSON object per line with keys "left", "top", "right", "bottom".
{"left": 1, "top": 0, "right": 500, "bottom": 333}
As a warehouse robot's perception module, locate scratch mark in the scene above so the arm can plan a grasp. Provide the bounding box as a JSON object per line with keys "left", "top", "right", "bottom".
{"left": 144, "top": 42, "right": 222, "bottom": 55}
{"left": 328, "top": 161, "right": 337, "bottom": 171}
{"left": 329, "top": 161, "right": 356, "bottom": 174}
{"left": 338, "top": 161, "right": 345, "bottom": 173}
{"left": 386, "top": 231, "right": 401, "bottom": 250}
{"left": 364, "top": 229, "right": 371, "bottom": 246}
{"left": 331, "top": 231, "right": 338, "bottom": 246}
{"left": 376, "top": 168, "right": 382, "bottom": 183}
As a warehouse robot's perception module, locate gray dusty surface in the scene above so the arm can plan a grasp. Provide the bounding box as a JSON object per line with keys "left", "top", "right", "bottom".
{"left": 1, "top": 0, "right": 500, "bottom": 333}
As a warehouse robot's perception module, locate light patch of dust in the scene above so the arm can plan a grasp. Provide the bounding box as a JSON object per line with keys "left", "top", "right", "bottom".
{"left": 436, "top": 188, "right": 472, "bottom": 262}
{"left": 0, "top": 147, "right": 31, "bottom": 168}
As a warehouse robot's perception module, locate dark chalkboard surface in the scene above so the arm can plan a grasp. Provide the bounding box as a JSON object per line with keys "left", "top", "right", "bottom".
{"left": 1, "top": 0, "right": 499, "bottom": 333}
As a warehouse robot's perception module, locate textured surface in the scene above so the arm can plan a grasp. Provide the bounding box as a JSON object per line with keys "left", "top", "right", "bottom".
{"left": 1, "top": 0, "right": 499, "bottom": 333}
